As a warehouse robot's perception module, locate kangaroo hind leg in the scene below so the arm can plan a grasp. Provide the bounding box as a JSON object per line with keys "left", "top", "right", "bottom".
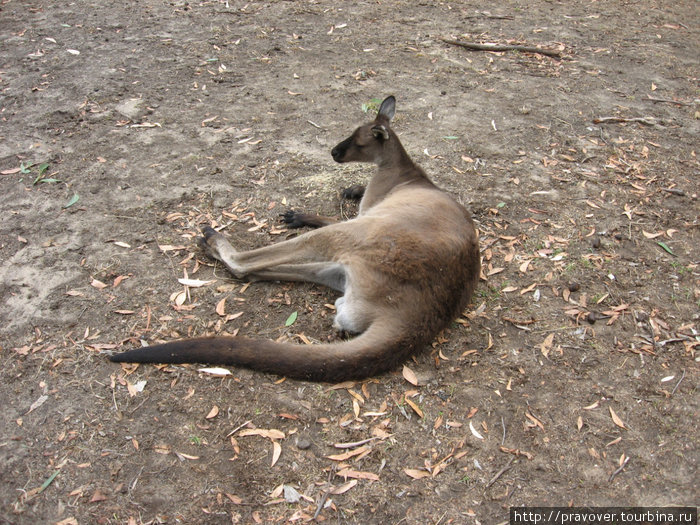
{"left": 197, "top": 226, "right": 344, "bottom": 289}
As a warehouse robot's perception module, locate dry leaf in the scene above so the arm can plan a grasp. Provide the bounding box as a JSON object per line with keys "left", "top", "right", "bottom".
{"left": 91, "top": 278, "right": 108, "bottom": 290}
{"left": 271, "top": 441, "right": 282, "bottom": 467}
{"left": 206, "top": 405, "right": 219, "bottom": 419}
{"left": 172, "top": 290, "right": 187, "bottom": 306}
{"left": 540, "top": 333, "right": 555, "bottom": 357}
{"left": 216, "top": 297, "right": 226, "bottom": 316}
{"left": 577, "top": 416, "right": 583, "bottom": 431}
{"left": 90, "top": 490, "right": 108, "bottom": 503}
{"left": 198, "top": 367, "right": 231, "bottom": 376}
{"left": 178, "top": 278, "right": 214, "bottom": 287}
{"left": 609, "top": 406, "right": 626, "bottom": 429}
{"left": 405, "top": 397, "right": 424, "bottom": 418}
{"left": 327, "top": 445, "right": 370, "bottom": 462}
{"left": 469, "top": 420, "right": 484, "bottom": 440}
{"left": 336, "top": 468, "right": 380, "bottom": 481}
{"left": 402, "top": 365, "right": 419, "bottom": 386}
{"left": 583, "top": 401, "right": 600, "bottom": 410}
{"left": 27, "top": 394, "right": 49, "bottom": 414}
{"left": 525, "top": 411, "right": 545, "bottom": 430}
{"left": 404, "top": 468, "right": 431, "bottom": 479}
{"left": 330, "top": 479, "right": 358, "bottom": 494}
{"left": 606, "top": 436, "right": 622, "bottom": 447}
{"left": 239, "top": 428, "right": 285, "bottom": 440}
{"left": 225, "top": 493, "right": 243, "bottom": 504}
{"left": 126, "top": 380, "right": 146, "bottom": 397}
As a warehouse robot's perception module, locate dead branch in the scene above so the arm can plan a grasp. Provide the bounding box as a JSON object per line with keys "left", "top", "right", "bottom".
{"left": 486, "top": 456, "right": 515, "bottom": 488}
{"left": 593, "top": 116, "right": 659, "bottom": 126}
{"left": 441, "top": 38, "right": 562, "bottom": 58}
{"left": 646, "top": 95, "right": 692, "bottom": 107}
{"left": 671, "top": 369, "right": 686, "bottom": 395}
{"left": 608, "top": 456, "right": 630, "bottom": 482}
{"left": 463, "top": 12, "right": 515, "bottom": 20}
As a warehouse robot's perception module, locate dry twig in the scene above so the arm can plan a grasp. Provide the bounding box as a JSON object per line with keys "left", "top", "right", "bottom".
{"left": 608, "top": 456, "right": 630, "bottom": 482}
{"left": 441, "top": 38, "right": 562, "bottom": 58}
{"left": 486, "top": 457, "right": 515, "bottom": 488}
{"left": 593, "top": 116, "right": 659, "bottom": 126}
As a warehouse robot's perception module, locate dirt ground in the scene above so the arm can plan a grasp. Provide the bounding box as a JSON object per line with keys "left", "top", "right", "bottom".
{"left": 1, "top": 1, "right": 698, "bottom": 523}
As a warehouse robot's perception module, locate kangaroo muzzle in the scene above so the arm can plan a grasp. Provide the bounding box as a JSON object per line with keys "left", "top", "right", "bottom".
{"left": 331, "top": 136, "right": 352, "bottom": 163}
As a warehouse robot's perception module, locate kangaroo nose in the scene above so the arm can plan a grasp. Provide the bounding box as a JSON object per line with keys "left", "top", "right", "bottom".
{"left": 331, "top": 147, "right": 341, "bottom": 162}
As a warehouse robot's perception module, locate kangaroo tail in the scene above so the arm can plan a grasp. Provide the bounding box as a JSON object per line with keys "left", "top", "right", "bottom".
{"left": 109, "top": 319, "right": 418, "bottom": 382}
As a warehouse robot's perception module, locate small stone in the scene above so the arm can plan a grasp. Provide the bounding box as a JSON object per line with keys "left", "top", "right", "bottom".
{"left": 295, "top": 437, "right": 311, "bottom": 450}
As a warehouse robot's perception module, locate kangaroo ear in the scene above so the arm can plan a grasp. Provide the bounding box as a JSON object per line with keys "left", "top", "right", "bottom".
{"left": 371, "top": 125, "right": 389, "bottom": 141}
{"left": 377, "top": 96, "right": 396, "bottom": 121}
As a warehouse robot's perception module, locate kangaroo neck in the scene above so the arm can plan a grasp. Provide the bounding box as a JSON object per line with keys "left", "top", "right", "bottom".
{"left": 359, "top": 143, "right": 429, "bottom": 213}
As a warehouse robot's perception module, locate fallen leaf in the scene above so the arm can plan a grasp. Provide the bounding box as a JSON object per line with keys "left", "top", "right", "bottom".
{"left": 404, "top": 468, "right": 431, "bottom": 479}
{"left": 216, "top": 297, "right": 226, "bottom": 316}
{"left": 336, "top": 468, "right": 380, "bottom": 481}
{"left": 609, "top": 406, "right": 626, "bottom": 429}
{"left": 127, "top": 380, "right": 147, "bottom": 397}
{"left": 330, "top": 479, "right": 358, "bottom": 494}
{"left": 271, "top": 441, "right": 282, "bottom": 467}
{"left": 469, "top": 420, "right": 484, "bottom": 440}
{"left": 285, "top": 311, "right": 298, "bottom": 326}
{"left": 178, "top": 278, "right": 215, "bottom": 287}
{"left": 27, "top": 394, "right": 49, "bottom": 414}
{"left": 606, "top": 436, "right": 622, "bottom": 447}
{"left": 239, "top": 428, "right": 285, "bottom": 440}
{"left": 402, "top": 365, "right": 419, "bottom": 386}
{"left": 405, "top": 397, "right": 424, "bottom": 418}
{"left": 225, "top": 493, "right": 243, "bottom": 504}
{"left": 540, "top": 333, "right": 555, "bottom": 357}
{"left": 525, "top": 411, "right": 545, "bottom": 430}
{"left": 90, "top": 489, "right": 108, "bottom": 502}
{"left": 198, "top": 367, "right": 232, "bottom": 376}
{"left": 63, "top": 194, "right": 80, "bottom": 208}
{"left": 656, "top": 241, "right": 675, "bottom": 256}
{"left": 91, "top": 278, "right": 108, "bottom": 290}
{"left": 326, "top": 445, "right": 370, "bottom": 461}
{"left": 206, "top": 405, "right": 219, "bottom": 419}
{"left": 56, "top": 518, "right": 79, "bottom": 525}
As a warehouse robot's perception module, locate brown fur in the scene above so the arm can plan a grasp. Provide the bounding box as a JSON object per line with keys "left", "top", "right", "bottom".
{"left": 110, "top": 97, "right": 480, "bottom": 382}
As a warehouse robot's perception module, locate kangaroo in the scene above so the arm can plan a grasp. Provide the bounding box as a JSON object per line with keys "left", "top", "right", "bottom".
{"left": 110, "top": 96, "right": 480, "bottom": 382}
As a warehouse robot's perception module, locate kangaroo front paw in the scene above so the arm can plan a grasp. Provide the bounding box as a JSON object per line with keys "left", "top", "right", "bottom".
{"left": 342, "top": 184, "right": 365, "bottom": 200}
{"left": 280, "top": 210, "right": 310, "bottom": 229}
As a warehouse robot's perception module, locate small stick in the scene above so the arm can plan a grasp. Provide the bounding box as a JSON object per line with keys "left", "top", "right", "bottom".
{"left": 334, "top": 435, "right": 390, "bottom": 449}
{"left": 226, "top": 419, "right": 253, "bottom": 437}
{"left": 593, "top": 116, "right": 659, "bottom": 126}
{"left": 646, "top": 96, "right": 692, "bottom": 106}
{"left": 441, "top": 38, "right": 562, "bottom": 58}
{"left": 608, "top": 456, "right": 630, "bottom": 482}
{"left": 486, "top": 457, "right": 515, "bottom": 488}
{"left": 671, "top": 369, "right": 686, "bottom": 395}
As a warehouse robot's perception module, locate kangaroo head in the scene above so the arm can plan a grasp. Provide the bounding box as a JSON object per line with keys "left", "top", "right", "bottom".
{"left": 331, "top": 96, "right": 396, "bottom": 164}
